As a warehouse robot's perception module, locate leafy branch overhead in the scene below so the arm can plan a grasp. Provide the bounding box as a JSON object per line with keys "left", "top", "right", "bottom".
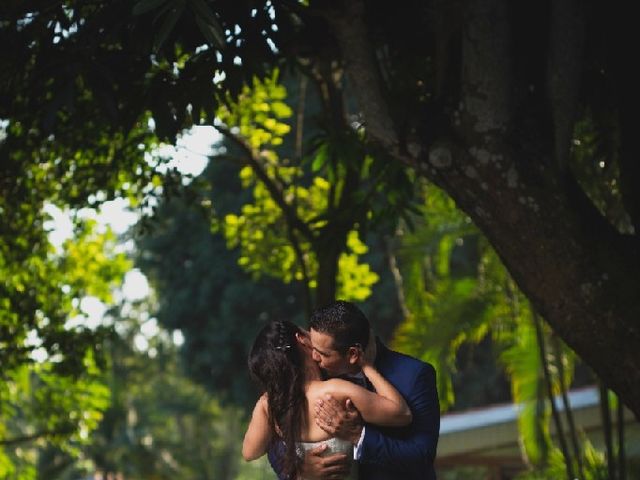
{"left": 214, "top": 72, "right": 380, "bottom": 305}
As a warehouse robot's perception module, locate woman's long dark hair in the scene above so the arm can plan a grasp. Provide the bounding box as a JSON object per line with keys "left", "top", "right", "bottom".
{"left": 248, "top": 320, "right": 307, "bottom": 478}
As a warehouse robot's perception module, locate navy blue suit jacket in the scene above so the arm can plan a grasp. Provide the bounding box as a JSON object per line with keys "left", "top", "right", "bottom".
{"left": 357, "top": 342, "right": 440, "bottom": 479}
{"left": 267, "top": 342, "right": 440, "bottom": 479}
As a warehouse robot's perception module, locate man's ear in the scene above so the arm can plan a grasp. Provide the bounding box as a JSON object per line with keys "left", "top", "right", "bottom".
{"left": 295, "top": 332, "right": 309, "bottom": 347}
{"left": 347, "top": 346, "right": 362, "bottom": 365}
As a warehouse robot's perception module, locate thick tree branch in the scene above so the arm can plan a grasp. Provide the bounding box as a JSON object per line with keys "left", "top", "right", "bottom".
{"left": 321, "top": 0, "right": 415, "bottom": 166}
{"left": 461, "top": 0, "right": 511, "bottom": 135}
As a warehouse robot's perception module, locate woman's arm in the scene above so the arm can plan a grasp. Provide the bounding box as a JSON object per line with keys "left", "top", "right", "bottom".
{"left": 359, "top": 364, "right": 439, "bottom": 470}
{"left": 322, "top": 364, "right": 412, "bottom": 427}
{"left": 242, "top": 394, "right": 272, "bottom": 461}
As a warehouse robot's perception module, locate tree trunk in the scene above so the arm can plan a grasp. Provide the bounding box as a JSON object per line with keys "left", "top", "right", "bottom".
{"left": 324, "top": 0, "right": 640, "bottom": 419}
{"left": 314, "top": 243, "right": 341, "bottom": 308}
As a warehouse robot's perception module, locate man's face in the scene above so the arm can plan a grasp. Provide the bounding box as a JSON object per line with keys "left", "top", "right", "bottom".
{"left": 309, "top": 328, "right": 354, "bottom": 377}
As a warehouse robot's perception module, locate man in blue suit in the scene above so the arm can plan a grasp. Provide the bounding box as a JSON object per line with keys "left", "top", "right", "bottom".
{"left": 300, "top": 300, "right": 440, "bottom": 479}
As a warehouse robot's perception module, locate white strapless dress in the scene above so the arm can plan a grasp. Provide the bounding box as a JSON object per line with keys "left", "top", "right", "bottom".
{"left": 296, "top": 437, "right": 357, "bottom": 480}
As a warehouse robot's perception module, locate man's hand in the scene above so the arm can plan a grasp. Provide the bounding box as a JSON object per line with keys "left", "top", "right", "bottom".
{"left": 315, "top": 395, "right": 363, "bottom": 445}
{"left": 299, "top": 444, "right": 351, "bottom": 480}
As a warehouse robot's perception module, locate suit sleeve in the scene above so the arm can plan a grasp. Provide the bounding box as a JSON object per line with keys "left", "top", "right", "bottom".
{"left": 359, "top": 363, "right": 439, "bottom": 471}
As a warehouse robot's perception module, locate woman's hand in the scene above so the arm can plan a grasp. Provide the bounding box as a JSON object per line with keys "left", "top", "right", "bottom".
{"left": 314, "top": 394, "right": 363, "bottom": 445}
{"left": 299, "top": 443, "right": 351, "bottom": 480}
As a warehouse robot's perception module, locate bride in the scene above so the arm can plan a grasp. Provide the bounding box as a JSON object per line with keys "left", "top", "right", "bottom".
{"left": 242, "top": 320, "right": 411, "bottom": 479}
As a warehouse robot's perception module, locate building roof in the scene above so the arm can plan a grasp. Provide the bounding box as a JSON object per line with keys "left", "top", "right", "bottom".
{"left": 437, "top": 385, "right": 638, "bottom": 462}
{"left": 441, "top": 385, "right": 600, "bottom": 434}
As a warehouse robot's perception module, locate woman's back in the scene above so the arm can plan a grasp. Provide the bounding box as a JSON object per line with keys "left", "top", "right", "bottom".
{"left": 298, "top": 380, "right": 357, "bottom": 480}
{"left": 300, "top": 380, "right": 338, "bottom": 441}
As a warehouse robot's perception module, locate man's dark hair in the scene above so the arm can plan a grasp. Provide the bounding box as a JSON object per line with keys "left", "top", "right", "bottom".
{"left": 309, "top": 300, "right": 370, "bottom": 351}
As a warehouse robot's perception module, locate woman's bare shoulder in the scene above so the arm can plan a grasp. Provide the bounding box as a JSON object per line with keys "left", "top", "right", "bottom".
{"left": 313, "top": 378, "right": 355, "bottom": 397}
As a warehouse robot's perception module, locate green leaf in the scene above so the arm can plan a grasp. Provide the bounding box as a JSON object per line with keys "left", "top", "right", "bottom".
{"left": 311, "top": 145, "right": 328, "bottom": 172}
{"left": 190, "top": 0, "right": 226, "bottom": 48}
{"left": 153, "top": 1, "right": 186, "bottom": 53}
{"left": 271, "top": 101, "right": 292, "bottom": 118}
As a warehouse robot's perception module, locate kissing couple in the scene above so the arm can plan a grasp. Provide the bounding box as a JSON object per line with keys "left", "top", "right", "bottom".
{"left": 242, "top": 300, "right": 440, "bottom": 480}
